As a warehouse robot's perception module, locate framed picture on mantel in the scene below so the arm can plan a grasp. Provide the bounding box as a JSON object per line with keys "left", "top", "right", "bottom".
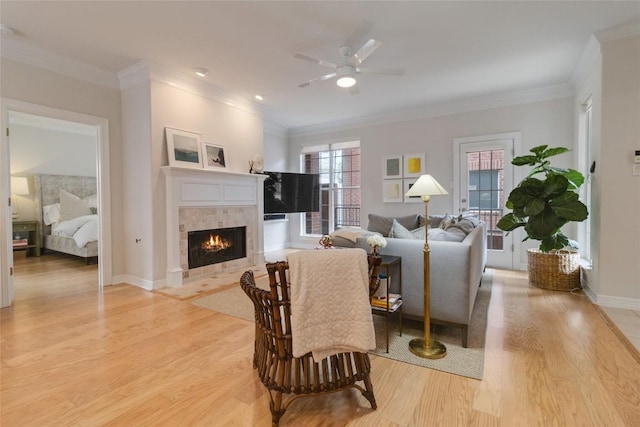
{"left": 165, "top": 127, "right": 203, "bottom": 169}
{"left": 202, "top": 143, "right": 227, "bottom": 170}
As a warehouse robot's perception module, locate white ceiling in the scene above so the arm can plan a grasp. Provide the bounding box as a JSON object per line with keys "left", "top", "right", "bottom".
{"left": 2, "top": 1, "right": 639, "bottom": 130}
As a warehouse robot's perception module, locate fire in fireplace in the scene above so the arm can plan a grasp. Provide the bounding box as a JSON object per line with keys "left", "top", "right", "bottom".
{"left": 188, "top": 226, "right": 247, "bottom": 269}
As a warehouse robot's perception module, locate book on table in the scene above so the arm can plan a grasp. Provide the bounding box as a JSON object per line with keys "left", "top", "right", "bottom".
{"left": 13, "top": 239, "right": 29, "bottom": 247}
{"left": 371, "top": 293, "right": 402, "bottom": 311}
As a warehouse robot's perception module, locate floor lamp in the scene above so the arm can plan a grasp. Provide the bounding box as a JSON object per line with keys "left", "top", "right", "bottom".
{"left": 404, "top": 174, "right": 448, "bottom": 359}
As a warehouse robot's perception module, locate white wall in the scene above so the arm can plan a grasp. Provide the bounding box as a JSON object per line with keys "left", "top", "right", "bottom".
{"left": 119, "top": 63, "right": 264, "bottom": 286}
{"left": 287, "top": 97, "right": 575, "bottom": 265}
{"left": 263, "top": 123, "right": 290, "bottom": 250}
{"left": 1, "top": 57, "right": 124, "bottom": 276}
{"left": 596, "top": 34, "right": 640, "bottom": 304}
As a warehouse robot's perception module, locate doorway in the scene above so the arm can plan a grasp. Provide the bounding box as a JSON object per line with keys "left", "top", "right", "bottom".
{"left": 1, "top": 100, "right": 111, "bottom": 307}
{"left": 453, "top": 133, "right": 519, "bottom": 270}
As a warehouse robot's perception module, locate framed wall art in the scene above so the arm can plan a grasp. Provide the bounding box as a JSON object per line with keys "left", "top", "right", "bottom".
{"left": 403, "top": 153, "right": 425, "bottom": 178}
{"left": 202, "top": 142, "right": 227, "bottom": 170}
{"left": 383, "top": 155, "right": 403, "bottom": 179}
{"left": 403, "top": 178, "right": 423, "bottom": 203}
{"left": 383, "top": 179, "right": 403, "bottom": 203}
{"left": 165, "top": 127, "right": 203, "bottom": 169}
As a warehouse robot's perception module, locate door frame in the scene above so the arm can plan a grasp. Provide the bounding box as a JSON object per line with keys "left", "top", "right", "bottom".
{"left": 453, "top": 131, "right": 521, "bottom": 270}
{"left": 1, "top": 99, "right": 111, "bottom": 307}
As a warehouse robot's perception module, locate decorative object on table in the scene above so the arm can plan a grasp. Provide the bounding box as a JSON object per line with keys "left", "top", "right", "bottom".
{"left": 10, "top": 176, "right": 30, "bottom": 220}
{"left": 248, "top": 154, "right": 264, "bottom": 174}
{"left": 497, "top": 145, "right": 588, "bottom": 291}
{"left": 383, "top": 154, "right": 403, "bottom": 179}
{"left": 366, "top": 234, "right": 387, "bottom": 256}
{"left": 403, "top": 153, "right": 426, "bottom": 178}
{"left": 318, "top": 234, "right": 333, "bottom": 248}
{"left": 404, "top": 174, "right": 449, "bottom": 359}
{"left": 382, "top": 179, "right": 403, "bottom": 203}
{"left": 201, "top": 142, "right": 227, "bottom": 170}
{"left": 165, "top": 127, "right": 203, "bottom": 169}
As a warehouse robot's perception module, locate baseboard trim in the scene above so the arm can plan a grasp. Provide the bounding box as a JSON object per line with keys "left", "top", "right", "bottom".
{"left": 592, "top": 304, "right": 640, "bottom": 364}
{"left": 111, "top": 274, "right": 154, "bottom": 291}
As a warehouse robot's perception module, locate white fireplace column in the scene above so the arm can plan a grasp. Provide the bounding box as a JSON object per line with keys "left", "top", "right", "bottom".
{"left": 162, "top": 166, "right": 267, "bottom": 287}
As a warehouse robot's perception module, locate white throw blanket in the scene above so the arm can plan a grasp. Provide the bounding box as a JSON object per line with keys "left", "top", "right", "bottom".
{"left": 287, "top": 248, "right": 376, "bottom": 360}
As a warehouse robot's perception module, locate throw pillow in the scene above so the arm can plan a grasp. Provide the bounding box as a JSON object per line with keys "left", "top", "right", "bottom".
{"left": 388, "top": 219, "right": 418, "bottom": 239}
{"left": 59, "top": 189, "right": 92, "bottom": 222}
{"left": 367, "top": 213, "right": 419, "bottom": 237}
{"left": 439, "top": 214, "right": 456, "bottom": 229}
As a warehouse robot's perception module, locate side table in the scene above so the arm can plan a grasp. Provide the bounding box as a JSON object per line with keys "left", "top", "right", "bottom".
{"left": 12, "top": 220, "right": 41, "bottom": 257}
{"left": 371, "top": 254, "right": 403, "bottom": 352}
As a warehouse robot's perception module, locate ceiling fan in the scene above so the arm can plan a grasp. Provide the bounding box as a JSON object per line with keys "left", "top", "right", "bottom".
{"left": 294, "top": 39, "right": 404, "bottom": 95}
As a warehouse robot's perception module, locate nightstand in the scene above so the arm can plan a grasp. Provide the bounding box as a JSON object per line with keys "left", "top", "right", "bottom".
{"left": 12, "top": 220, "right": 41, "bottom": 257}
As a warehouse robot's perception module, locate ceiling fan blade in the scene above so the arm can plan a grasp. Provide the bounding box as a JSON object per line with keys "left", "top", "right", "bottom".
{"left": 356, "top": 67, "right": 405, "bottom": 76}
{"left": 298, "top": 72, "right": 337, "bottom": 88}
{"left": 293, "top": 53, "right": 337, "bottom": 69}
{"left": 349, "top": 39, "right": 382, "bottom": 65}
{"left": 348, "top": 85, "right": 360, "bottom": 96}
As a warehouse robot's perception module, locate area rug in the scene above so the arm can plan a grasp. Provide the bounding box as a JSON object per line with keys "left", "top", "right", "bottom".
{"left": 191, "top": 269, "right": 494, "bottom": 380}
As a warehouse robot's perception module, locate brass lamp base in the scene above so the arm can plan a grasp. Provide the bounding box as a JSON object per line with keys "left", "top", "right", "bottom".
{"left": 408, "top": 338, "right": 447, "bottom": 359}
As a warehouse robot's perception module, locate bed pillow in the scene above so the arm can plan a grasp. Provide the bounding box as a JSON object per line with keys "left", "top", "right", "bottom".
{"left": 84, "top": 194, "right": 98, "bottom": 209}
{"left": 59, "top": 189, "right": 92, "bottom": 222}
{"left": 42, "top": 203, "right": 61, "bottom": 225}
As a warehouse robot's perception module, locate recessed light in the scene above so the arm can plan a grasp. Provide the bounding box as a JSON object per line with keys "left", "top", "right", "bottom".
{"left": 193, "top": 67, "right": 209, "bottom": 77}
{"left": 255, "top": 94, "right": 264, "bottom": 101}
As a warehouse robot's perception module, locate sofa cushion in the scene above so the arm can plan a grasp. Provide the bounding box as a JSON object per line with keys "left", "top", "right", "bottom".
{"left": 367, "top": 213, "right": 419, "bottom": 237}
{"left": 427, "top": 227, "right": 466, "bottom": 242}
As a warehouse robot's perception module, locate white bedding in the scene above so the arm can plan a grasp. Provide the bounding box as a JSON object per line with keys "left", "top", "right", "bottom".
{"left": 52, "top": 214, "right": 99, "bottom": 248}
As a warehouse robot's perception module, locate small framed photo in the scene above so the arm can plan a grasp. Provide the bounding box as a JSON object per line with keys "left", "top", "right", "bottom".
{"left": 404, "top": 178, "right": 423, "bottom": 203}
{"left": 383, "top": 179, "right": 403, "bottom": 203}
{"left": 403, "top": 153, "right": 425, "bottom": 178}
{"left": 383, "top": 155, "right": 403, "bottom": 179}
{"left": 165, "top": 127, "right": 202, "bottom": 169}
{"left": 202, "top": 142, "right": 227, "bottom": 170}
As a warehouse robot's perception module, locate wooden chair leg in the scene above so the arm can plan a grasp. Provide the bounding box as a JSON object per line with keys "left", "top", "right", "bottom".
{"left": 269, "top": 390, "right": 285, "bottom": 426}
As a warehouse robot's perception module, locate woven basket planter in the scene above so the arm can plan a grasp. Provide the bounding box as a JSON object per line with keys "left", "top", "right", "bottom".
{"left": 527, "top": 248, "right": 580, "bottom": 291}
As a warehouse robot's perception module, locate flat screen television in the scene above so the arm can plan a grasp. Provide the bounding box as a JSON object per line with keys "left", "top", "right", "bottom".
{"left": 264, "top": 171, "right": 320, "bottom": 214}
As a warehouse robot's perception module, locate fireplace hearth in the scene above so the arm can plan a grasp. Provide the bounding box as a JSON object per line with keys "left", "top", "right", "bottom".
{"left": 188, "top": 226, "right": 247, "bottom": 269}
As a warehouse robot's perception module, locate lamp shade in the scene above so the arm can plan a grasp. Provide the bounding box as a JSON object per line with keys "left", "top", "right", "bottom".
{"left": 404, "top": 174, "right": 448, "bottom": 197}
{"left": 11, "top": 176, "right": 30, "bottom": 196}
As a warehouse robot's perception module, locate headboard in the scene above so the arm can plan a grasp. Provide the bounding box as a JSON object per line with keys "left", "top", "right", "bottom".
{"left": 34, "top": 174, "right": 97, "bottom": 236}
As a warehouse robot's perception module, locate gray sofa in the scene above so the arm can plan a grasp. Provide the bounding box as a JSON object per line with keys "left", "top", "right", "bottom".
{"left": 333, "top": 213, "right": 487, "bottom": 347}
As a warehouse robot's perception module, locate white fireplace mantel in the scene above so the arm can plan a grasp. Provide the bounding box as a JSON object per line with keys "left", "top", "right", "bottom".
{"left": 162, "top": 166, "right": 267, "bottom": 287}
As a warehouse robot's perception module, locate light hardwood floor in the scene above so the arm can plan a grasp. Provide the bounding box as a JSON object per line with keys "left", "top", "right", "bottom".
{"left": 2, "top": 253, "right": 639, "bottom": 426}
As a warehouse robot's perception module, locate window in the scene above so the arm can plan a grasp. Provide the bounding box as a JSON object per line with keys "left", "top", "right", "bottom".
{"left": 302, "top": 141, "right": 360, "bottom": 235}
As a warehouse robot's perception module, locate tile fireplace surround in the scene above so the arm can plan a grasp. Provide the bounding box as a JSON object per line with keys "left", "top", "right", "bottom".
{"left": 162, "top": 166, "right": 267, "bottom": 287}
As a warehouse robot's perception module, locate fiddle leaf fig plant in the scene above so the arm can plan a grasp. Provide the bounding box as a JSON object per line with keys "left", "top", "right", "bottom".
{"left": 497, "top": 145, "right": 588, "bottom": 252}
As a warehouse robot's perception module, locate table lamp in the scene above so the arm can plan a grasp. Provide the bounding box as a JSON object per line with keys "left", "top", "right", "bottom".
{"left": 11, "top": 176, "right": 30, "bottom": 220}
{"left": 404, "top": 174, "right": 448, "bottom": 359}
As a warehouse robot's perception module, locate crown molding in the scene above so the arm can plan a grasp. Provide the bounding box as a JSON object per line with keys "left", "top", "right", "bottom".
{"left": 288, "top": 83, "right": 574, "bottom": 138}
{"left": 118, "top": 59, "right": 263, "bottom": 118}
{"left": 570, "top": 35, "right": 601, "bottom": 89}
{"left": 1, "top": 38, "right": 120, "bottom": 89}
{"left": 595, "top": 21, "right": 640, "bottom": 43}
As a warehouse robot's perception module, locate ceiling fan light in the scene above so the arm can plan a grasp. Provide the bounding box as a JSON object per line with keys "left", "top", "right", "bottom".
{"left": 336, "top": 76, "right": 356, "bottom": 88}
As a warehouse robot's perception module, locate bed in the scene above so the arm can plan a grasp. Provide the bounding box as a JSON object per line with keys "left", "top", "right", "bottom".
{"left": 35, "top": 174, "right": 99, "bottom": 264}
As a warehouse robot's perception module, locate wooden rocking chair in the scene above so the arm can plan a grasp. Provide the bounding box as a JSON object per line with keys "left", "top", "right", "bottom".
{"left": 239, "top": 253, "right": 382, "bottom": 426}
